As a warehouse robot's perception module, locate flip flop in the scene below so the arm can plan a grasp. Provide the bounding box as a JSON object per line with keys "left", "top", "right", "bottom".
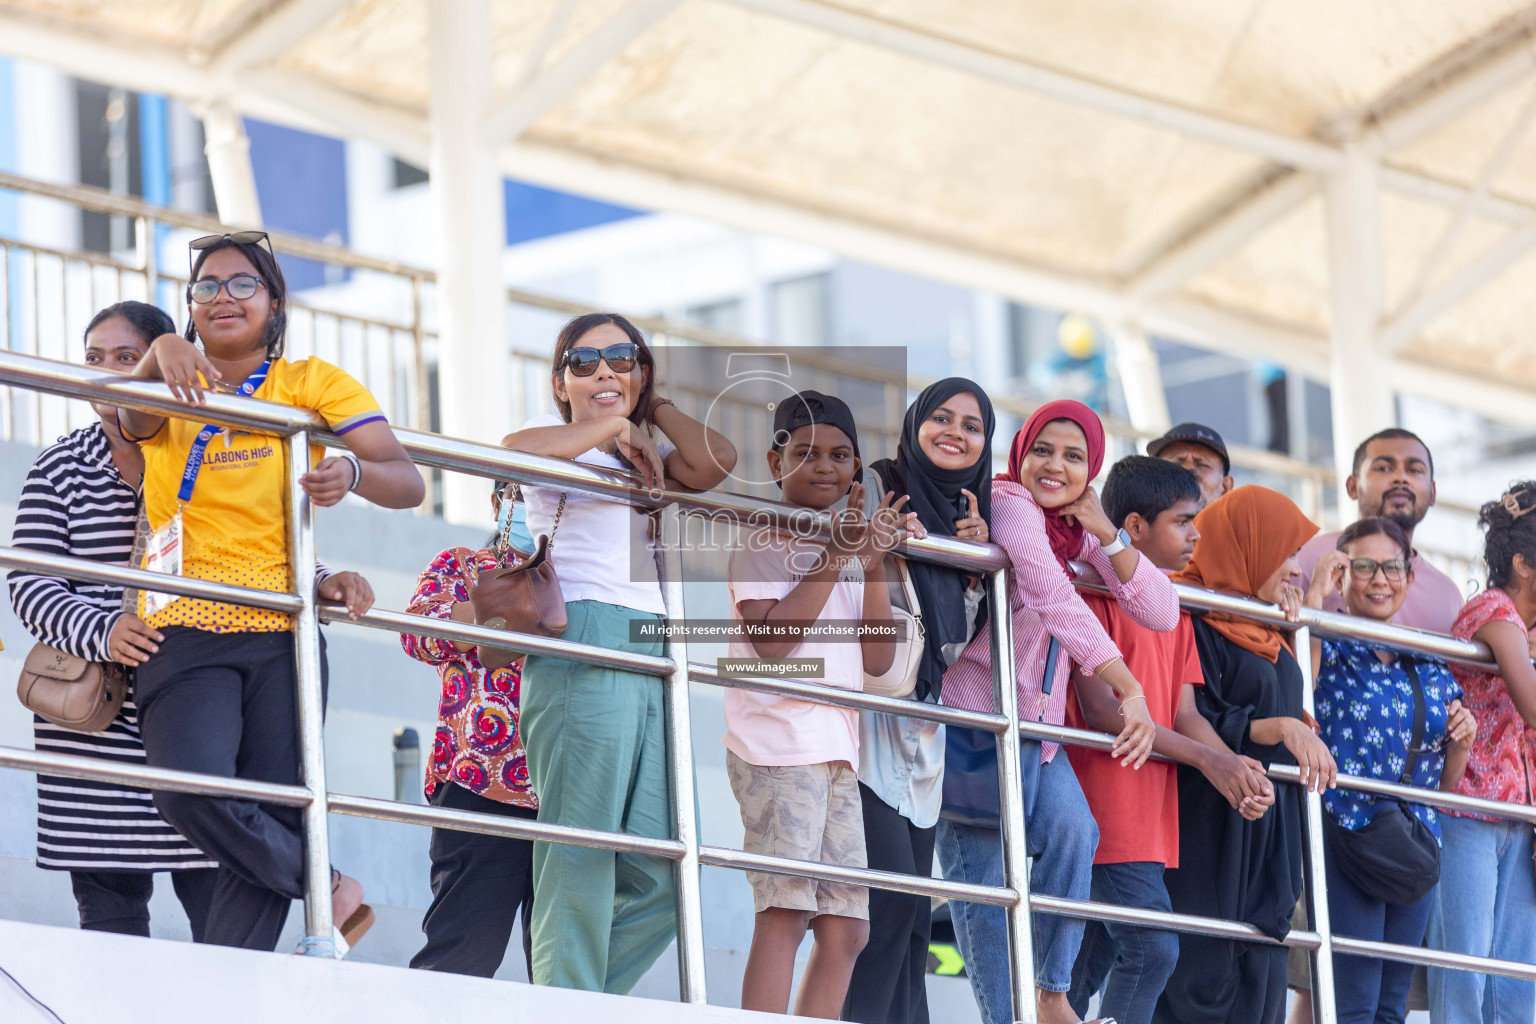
{"left": 327, "top": 868, "right": 373, "bottom": 959}
{"left": 332, "top": 904, "right": 375, "bottom": 958}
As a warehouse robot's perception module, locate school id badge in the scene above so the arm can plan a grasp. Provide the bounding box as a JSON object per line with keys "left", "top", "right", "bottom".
{"left": 142, "top": 510, "right": 184, "bottom": 618}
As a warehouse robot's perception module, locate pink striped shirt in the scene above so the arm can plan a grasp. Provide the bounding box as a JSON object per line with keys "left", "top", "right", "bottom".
{"left": 941, "top": 481, "right": 1180, "bottom": 762}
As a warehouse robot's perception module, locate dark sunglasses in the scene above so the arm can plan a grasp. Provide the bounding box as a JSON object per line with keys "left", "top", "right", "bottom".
{"left": 188, "top": 274, "right": 265, "bottom": 304}
{"left": 1348, "top": 557, "right": 1410, "bottom": 583}
{"left": 189, "top": 229, "right": 272, "bottom": 259}
{"left": 563, "top": 342, "right": 639, "bottom": 377}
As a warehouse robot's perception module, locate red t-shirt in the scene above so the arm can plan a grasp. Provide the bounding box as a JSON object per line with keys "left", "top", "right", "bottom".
{"left": 1065, "top": 593, "right": 1203, "bottom": 868}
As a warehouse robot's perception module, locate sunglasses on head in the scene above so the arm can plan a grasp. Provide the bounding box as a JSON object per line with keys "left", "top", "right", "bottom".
{"left": 563, "top": 342, "right": 639, "bottom": 377}
{"left": 1347, "top": 557, "right": 1410, "bottom": 583}
{"left": 188, "top": 230, "right": 273, "bottom": 269}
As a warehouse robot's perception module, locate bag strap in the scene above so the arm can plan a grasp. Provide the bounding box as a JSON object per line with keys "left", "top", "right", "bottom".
{"left": 547, "top": 493, "right": 567, "bottom": 548}
{"left": 1035, "top": 636, "right": 1060, "bottom": 724}
{"left": 1399, "top": 657, "right": 1428, "bottom": 787}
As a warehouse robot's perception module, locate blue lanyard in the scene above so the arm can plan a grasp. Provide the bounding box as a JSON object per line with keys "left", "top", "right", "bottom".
{"left": 177, "top": 361, "right": 271, "bottom": 505}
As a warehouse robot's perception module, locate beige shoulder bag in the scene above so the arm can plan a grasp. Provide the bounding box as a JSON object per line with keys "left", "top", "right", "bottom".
{"left": 18, "top": 643, "right": 127, "bottom": 733}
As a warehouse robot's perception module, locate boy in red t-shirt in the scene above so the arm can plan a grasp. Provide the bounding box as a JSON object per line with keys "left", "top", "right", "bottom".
{"left": 1064, "top": 456, "right": 1275, "bottom": 1024}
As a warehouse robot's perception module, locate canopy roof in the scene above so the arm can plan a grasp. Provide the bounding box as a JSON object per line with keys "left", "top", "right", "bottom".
{"left": 7, "top": 0, "right": 1536, "bottom": 424}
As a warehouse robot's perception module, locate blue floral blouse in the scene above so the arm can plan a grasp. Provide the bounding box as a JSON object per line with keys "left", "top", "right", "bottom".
{"left": 1314, "top": 639, "right": 1461, "bottom": 839}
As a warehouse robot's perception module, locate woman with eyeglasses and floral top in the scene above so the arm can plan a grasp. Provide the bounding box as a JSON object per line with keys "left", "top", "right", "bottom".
{"left": 1427, "top": 484, "right": 1536, "bottom": 1024}
{"left": 116, "top": 232, "right": 423, "bottom": 956}
{"left": 1300, "top": 517, "right": 1474, "bottom": 1024}
{"left": 501, "top": 312, "right": 735, "bottom": 994}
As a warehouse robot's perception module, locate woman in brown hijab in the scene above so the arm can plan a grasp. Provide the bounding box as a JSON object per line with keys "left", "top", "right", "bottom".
{"left": 1153, "top": 487, "right": 1337, "bottom": 1024}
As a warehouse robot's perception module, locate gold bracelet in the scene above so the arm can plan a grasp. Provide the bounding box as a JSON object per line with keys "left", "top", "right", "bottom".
{"left": 1117, "top": 693, "right": 1147, "bottom": 716}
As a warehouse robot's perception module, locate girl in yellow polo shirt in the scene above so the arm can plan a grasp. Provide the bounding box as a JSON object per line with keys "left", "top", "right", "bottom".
{"left": 118, "top": 233, "right": 424, "bottom": 954}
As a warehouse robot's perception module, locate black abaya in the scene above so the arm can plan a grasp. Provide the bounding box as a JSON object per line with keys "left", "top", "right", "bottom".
{"left": 1153, "top": 618, "right": 1306, "bottom": 1024}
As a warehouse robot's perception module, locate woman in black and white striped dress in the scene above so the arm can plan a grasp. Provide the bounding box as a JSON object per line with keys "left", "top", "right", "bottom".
{"left": 7, "top": 301, "right": 218, "bottom": 936}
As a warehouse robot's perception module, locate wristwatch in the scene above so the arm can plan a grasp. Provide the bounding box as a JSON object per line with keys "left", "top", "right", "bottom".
{"left": 1099, "top": 527, "right": 1132, "bottom": 557}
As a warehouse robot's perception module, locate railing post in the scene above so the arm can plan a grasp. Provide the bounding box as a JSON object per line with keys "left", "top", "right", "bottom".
{"left": 989, "top": 567, "right": 1039, "bottom": 1024}
{"left": 660, "top": 506, "right": 707, "bottom": 1002}
{"left": 287, "top": 430, "right": 336, "bottom": 955}
{"left": 136, "top": 214, "right": 156, "bottom": 308}
{"left": 1294, "top": 625, "right": 1339, "bottom": 1023}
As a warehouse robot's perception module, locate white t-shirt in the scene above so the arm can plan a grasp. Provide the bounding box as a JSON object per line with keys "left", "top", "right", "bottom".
{"left": 517, "top": 412, "right": 676, "bottom": 616}
{"left": 723, "top": 527, "right": 865, "bottom": 767}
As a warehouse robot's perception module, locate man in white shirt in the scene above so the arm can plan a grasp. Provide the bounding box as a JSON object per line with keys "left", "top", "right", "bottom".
{"left": 1296, "top": 428, "right": 1464, "bottom": 634}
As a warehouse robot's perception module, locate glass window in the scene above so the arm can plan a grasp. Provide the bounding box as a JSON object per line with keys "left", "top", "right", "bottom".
{"left": 770, "top": 274, "right": 831, "bottom": 347}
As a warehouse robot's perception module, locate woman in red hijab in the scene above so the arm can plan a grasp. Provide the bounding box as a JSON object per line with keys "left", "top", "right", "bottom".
{"left": 940, "top": 400, "right": 1179, "bottom": 1024}
{"left": 1154, "top": 486, "right": 1335, "bottom": 1024}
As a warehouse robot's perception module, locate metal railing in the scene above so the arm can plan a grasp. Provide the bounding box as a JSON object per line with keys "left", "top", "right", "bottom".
{"left": 0, "top": 169, "right": 1345, "bottom": 515}
{"left": 1, "top": 346, "right": 1533, "bottom": 1023}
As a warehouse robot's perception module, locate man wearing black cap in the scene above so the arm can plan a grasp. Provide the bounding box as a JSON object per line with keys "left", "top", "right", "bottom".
{"left": 1148, "top": 423, "right": 1234, "bottom": 508}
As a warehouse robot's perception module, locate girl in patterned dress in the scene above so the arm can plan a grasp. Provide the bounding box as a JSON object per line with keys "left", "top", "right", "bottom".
{"left": 1301, "top": 516, "right": 1474, "bottom": 1024}
{"left": 1427, "top": 484, "right": 1536, "bottom": 1023}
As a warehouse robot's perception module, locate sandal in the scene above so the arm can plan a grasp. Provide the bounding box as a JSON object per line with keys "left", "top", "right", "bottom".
{"left": 329, "top": 869, "right": 375, "bottom": 958}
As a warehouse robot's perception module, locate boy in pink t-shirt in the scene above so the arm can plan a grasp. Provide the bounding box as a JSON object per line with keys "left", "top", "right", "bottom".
{"left": 724, "top": 391, "right": 915, "bottom": 1018}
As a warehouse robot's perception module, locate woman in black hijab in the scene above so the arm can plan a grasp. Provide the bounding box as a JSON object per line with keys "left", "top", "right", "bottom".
{"left": 844, "top": 378, "right": 995, "bottom": 1024}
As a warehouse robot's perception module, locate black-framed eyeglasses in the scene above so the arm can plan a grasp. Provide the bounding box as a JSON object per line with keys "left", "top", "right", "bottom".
{"left": 1348, "top": 557, "right": 1410, "bottom": 583}
{"left": 188, "top": 230, "right": 273, "bottom": 270}
{"left": 563, "top": 342, "right": 639, "bottom": 377}
{"left": 187, "top": 274, "right": 265, "bottom": 304}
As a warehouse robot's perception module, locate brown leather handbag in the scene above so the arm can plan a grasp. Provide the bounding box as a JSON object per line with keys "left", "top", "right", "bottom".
{"left": 17, "top": 642, "right": 127, "bottom": 733}
{"left": 473, "top": 493, "right": 568, "bottom": 645}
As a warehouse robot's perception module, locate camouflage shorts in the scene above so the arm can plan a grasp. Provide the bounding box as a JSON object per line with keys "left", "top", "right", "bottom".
{"left": 726, "top": 750, "right": 869, "bottom": 920}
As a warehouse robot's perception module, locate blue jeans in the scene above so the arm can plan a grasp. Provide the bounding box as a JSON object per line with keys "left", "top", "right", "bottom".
{"left": 1325, "top": 847, "right": 1432, "bottom": 1024}
{"left": 936, "top": 753, "right": 1098, "bottom": 1024}
{"left": 1427, "top": 814, "right": 1536, "bottom": 1024}
{"left": 1068, "top": 862, "right": 1180, "bottom": 1024}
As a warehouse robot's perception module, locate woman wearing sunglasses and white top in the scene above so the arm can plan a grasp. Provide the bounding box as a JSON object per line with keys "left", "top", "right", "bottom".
{"left": 502, "top": 313, "right": 735, "bottom": 994}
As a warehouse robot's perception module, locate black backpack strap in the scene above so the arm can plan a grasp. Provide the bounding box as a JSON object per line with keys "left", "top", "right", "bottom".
{"left": 1399, "top": 657, "right": 1428, "bottom": 787}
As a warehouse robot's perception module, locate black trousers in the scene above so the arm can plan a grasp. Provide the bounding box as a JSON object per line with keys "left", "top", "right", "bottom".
{"left": 71, "top": 868, "right": 219, "bottom": 941}
{"left": 844, "top": 782, "right": 936, "bottom": 1024}
{"left": 410, "top": 781, "right": 537, "bottom": 979}
{"left": 135, "top": 627, "right": 327, "bottom": 952}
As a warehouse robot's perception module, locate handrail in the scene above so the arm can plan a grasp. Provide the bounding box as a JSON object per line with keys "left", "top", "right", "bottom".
{"left": 0, "top": 346, "right": 1487, "bottom": 663}
{"left": 1073, "top": 564, "right": 1497, "bottom": 671}
{"left": 0, "top": 170, "right": 431, "bottom": 280}
{"left": 0, "top": 349, "right": 1011, "bottom": 572}
{"left": 0, "top": 168, "right": 1340, "bottom": 492}
{"left": 5, "top": 348, "right": 1535, "bottom": 1022}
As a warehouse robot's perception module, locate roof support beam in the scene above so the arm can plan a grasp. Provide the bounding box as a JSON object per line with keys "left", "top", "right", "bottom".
{"left": 201, "top": 102, "right": 263, "bottom": 226}
{"left": 1324, "top": 145, "right": 1391, "bottom": 505}
{"left": 1391, "top": 360, "right": 1536, "bottom": 429}
{"left": 431, "top": 0, "right": 509, "bottom": 522}
{"left": 1107, "top": 322, "right": 1170, "bottom": 435}
{"left": 498, "top": 136, "right": 1335, "bottom": 376}
{"left": 204, "top": 0, "right": 357, "bottom": 74}
{"left": 1124, "top": 171, "right": 1315, "bottom": 304}
{"left": 1354, "top": 18, "right": 1536, "bottom": 154}
{"left": 723, "top": 0, "right": 1343, "bottom": 171}
{"left": 1378, "top": 165, "right": 1535, "bottom": 224}
{"left": 1398, "top": 83, "right": 1536, "bottom": 308}
{"left": 510, "top": 0, "right": 584, "bottom": 93}
{"left": 480, "top": 0, "right": 685, "bottom": 146}
{"left": 1377, "top": 217, "right": 1536, "bottom": 354}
